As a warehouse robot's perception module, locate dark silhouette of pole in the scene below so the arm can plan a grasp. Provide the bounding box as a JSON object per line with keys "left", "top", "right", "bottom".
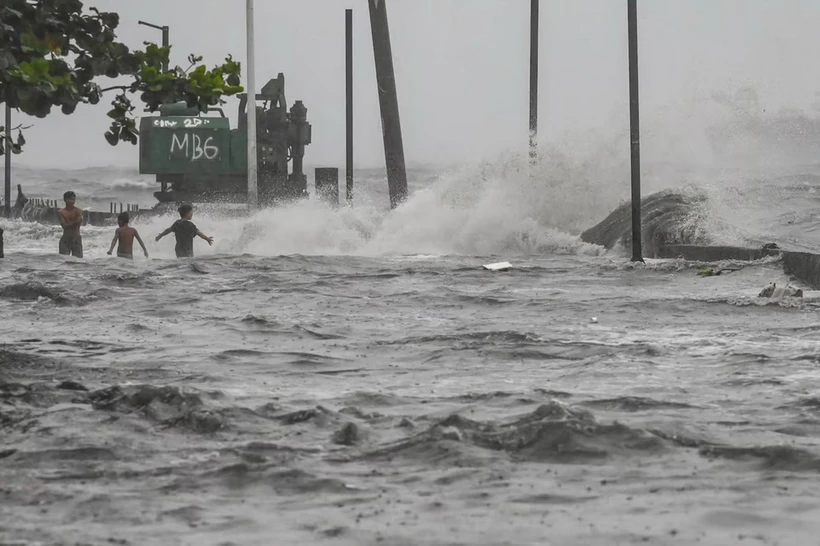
{"left": 346, "top": 8, "right": 354, "bottom": 205}
{"left": 138, "top": 20, "right": 170, "bottom": 72}
{"left": 368, "top": 0, "right": 408, "bottom": 209}
{"left": 627, "top": 0, "right": 643, "bottom": 262}
{"left": 4, "top": 103, "right": 10, "bottom": 219}
{"left": 162, "top": 26, "right": 170, "bottom": 72}
{"left": 529, "top": 0, "right": 539, "bottom": 163}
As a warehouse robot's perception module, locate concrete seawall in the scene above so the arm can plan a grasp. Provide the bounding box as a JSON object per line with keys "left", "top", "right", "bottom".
{"left": 658, "top": 244, "right": 820, "bottom": 289}
{"left": 781, "top": 251, "right": 820, "bottom": 289}
{"left": 10, "top": 184, "right": 155, "bottom": 227}
{"left": 15, "top": 205, "right": 156, "bottom": 228}
{"left": 580, "top": 191, "right": 820, "bottom": 289}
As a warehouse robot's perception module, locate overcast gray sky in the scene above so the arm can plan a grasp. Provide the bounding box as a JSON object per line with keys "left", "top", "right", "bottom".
{"left": 12, "top": 0, "right": 820, "bottom": 169}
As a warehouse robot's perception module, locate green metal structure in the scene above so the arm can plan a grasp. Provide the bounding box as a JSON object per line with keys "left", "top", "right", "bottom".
{"left": 138, "top": 73, "right": 312, "bottom": 205}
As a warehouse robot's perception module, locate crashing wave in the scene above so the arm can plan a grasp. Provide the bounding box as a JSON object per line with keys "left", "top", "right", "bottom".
{"left": 580, "top": 190, "right": 710, "bottom": 256}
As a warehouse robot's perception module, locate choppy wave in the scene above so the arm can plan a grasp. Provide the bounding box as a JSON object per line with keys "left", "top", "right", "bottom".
{"left": 8, "top": 160, "right": 820, "bottom": 264}
{"left": 1, "top": 149, "right": 622, "bottom": 258}
{"left": 5, "top": 369, "right": 818, "bottom": 481}
{"left": 6, "top": 136, "right": 820, "bottom": 543}
{"left": 2, "top": 241, "right": 820, "bottom": 544}
{"left": 580, "top": 189, "right": 710, "bottom": 254}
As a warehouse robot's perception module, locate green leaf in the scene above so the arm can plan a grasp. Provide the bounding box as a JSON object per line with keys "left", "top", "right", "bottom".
{"left": 2, "top": 0, "right": 244, "bottom": 152}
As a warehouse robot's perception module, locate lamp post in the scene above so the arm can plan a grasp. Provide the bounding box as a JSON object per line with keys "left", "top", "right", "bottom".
{"left": 245, "top": 0, "right": 258, "bottom": 210}
{"left": 627, "top": 0, "right": 643, "bottom": 262}
{"left": 137, "top": 20, "right": 170, "bottom": 73}
{"left": 4, "top": 103, "right": 10, "bottom": 218}
{"left": 529, "top": 0, "right": 539, "bottom": 164}
{"left": 346, "top": 8, "right": 354, "bottom": 205}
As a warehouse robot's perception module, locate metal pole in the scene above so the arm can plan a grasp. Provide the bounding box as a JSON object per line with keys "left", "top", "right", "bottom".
{"left": 138, "top": 21, "right": 170, "bottom": 73}
{"left": 368, "top": 0, "right": 408, "bottom": 209}
{"left": 627, "top": 0, "right": 643, "bottom": 262}
{"left": 4, "top": 103, "right": 10, "bottom": 219}
{"left": 161, "top": 26, "right": 169, "bottom": 73}
{"left": 529, "top": 0, "right": 539, "bottom": 164}
{"left": 346, "top": 8, "right": 354, "bottom": 205}
{"left": 246, "top": 0, "right": 259, "bottom": 209}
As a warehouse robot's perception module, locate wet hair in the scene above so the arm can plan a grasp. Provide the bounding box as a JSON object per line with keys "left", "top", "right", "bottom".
{"left": 117, "top": 212, "right": 129, "bottom": 226}
{"left": 178, "top": 204, "right": 193, "bottom": 218}
{"left": 63, "top": 191, "right": 76, "bottom": 200}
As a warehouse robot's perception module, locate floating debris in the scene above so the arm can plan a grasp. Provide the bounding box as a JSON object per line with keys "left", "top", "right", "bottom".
{"left": 482, "top": 261, "right": 512, "bottom": 272}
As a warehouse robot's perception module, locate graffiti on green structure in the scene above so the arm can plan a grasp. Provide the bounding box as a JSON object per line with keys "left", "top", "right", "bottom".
{"left": 153, "top": 118, "right": 219, "bottom": 129}
{"left": 139, "top": 114, "right": 235, "bottom": 175}
{"left": 169, "top": 132, "right": 220, "bottom": 161}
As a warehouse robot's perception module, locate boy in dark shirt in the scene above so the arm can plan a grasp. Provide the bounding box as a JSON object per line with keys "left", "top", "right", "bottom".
{"left": 57, "top": 190, "right": 84, "bottom": 258}
{"left": 155, "top": 204, "right": 214, "bottom": 258}
{"left": 107, "top": 212, "right": 149, "bottom": 259}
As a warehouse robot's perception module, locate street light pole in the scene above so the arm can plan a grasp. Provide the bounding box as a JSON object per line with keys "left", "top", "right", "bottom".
{"left": 245, "top": 0, "right": 259, "bottom": 210}
{"left": 345, "top": 8, "right": 354, "bottom": 206}
{"left": 138, "top": 20, "right": 170, "bottom": 72}
{"left": 4, "top": 103, "right": 10, "bottom": 219}
{"left": 529, "top": 0, "right": 539, "bottom": 164}
{"left": 627, "top": 0, "right": 643, "bottom": 262}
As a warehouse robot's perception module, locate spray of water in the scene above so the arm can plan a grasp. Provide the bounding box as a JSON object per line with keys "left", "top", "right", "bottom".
{"left": 5, "top": 93, "right": 820, "bottom": 259}
{"left": 1, "top": 146, "right": 624, "bottom": 258}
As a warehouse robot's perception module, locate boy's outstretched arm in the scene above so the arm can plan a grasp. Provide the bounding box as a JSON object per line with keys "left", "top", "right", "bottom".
{"left": 135, "top": 230, "right": 149, "bottom": 257}
{"left": 197, "top": 231, "right": 214, "bottom": 246}
{"left": 106, "top": 229, "right": 119, "bottom": 255}
{"left": 155, "top": 226, "right": 173, "bottom": 242}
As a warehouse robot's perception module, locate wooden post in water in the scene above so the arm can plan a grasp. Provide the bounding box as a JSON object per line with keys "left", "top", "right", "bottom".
{"left": 4, "top": 103, "right": 10, "bottom": 218}
{"left": 345, "top": 8, "right": 354, "bottom": 205}
{"left": 368, "top": 0, "right": 408, "bottom": 209}
{"left": 627, "top": 0, "right": 643, "bottom": 262}
{"left": 529, "top": 0, "right": 539, "bottom": 164}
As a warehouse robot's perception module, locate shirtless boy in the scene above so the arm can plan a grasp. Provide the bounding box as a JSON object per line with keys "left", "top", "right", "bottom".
{"left": 107, "top": 212, "right": 149, "bottom": 259}
{"left": 57, "top": 191, "right": 84, "bottom": 258}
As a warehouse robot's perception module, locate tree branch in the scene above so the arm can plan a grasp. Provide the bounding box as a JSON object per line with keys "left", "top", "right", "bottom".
{"left": 1, "top": 0, "right": 243, "bottom": 150}
{"left": 98, "top": 85, "right": 130, "bottom": 94}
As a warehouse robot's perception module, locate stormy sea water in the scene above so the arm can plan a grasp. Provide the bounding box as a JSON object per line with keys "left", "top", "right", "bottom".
{"left": 3, "top": 142, "right": 820, "bottom": 546}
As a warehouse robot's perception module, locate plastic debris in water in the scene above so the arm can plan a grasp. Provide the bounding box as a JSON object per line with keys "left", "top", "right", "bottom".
{"left": 482, "top": 261, "right": 512, "bottom": 271}
{"left": 758, "top": 282, "right": 803, "bottom": 299}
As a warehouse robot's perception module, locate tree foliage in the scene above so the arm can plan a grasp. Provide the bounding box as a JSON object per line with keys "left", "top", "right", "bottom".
{"left": 0, "top": 0, "right": 243, "bottom": 155}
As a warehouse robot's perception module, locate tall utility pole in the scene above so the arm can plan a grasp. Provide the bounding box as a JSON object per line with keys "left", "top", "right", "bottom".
{"left": 137, "top": 20, "right": 170, "bottom": 72}
{"left": 368, "top": 0, "right": 408, "bottom": 209}
{"left": 627, "top": 0, "right": 643, "bottom": 262}
{"left": 4, "top": 103, "right": 10, "bottom": 218}
{"left": 529, "top": 0, "right": 539, "bottom": 163}
{"left": 245, "top": 0, "right": 259, "bottom": 209}
{"left": 346, "top": 9, "right": 354, "bottom": 205}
